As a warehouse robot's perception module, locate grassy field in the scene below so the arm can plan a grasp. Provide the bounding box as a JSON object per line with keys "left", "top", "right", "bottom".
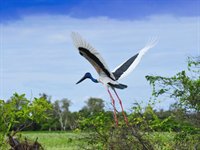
{"left": 20, "top": 131, "right": 175, "bottom": 150}
{"left": 6, "top": 131, "right": 198, "bottom": 150}
{"left": 21, "top": 131, "right": 88, "bottom": 150}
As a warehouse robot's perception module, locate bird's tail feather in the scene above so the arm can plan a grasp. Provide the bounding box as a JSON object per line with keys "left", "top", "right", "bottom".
{"left": 108, "top": 83, "right": 128, "bottom": 89}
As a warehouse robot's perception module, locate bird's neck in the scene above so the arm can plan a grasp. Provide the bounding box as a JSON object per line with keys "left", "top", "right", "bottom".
{"left": 89, "top": 76, "right": 98, "bottom": 83}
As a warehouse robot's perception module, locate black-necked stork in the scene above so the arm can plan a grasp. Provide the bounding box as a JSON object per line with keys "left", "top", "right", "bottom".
{"left": 71, "top": 32, "right": 157, "bottom": 126}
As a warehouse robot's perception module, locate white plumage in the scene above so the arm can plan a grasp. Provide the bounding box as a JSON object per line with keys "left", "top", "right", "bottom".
{"left": 112, "top": 38, "right": 158, "bottom": 80}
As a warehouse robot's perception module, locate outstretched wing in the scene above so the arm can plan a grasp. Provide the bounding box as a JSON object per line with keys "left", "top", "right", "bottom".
{"left": 112, "top": 38, "right": 158, "bottom": 80}
{"left": 71, "top": 32, "right": 116, "bottom": 80}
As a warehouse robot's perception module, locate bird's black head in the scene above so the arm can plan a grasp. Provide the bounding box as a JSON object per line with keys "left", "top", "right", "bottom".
{"left": 76, "top": 72, "right": 98, "bottom": 84}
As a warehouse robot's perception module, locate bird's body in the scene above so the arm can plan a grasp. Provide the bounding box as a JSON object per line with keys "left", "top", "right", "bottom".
{"left": 98, "top": 72, "right": 127, "bottom": 89}
{"left": 71, "top": 32, "right": 157, "bottom": 126}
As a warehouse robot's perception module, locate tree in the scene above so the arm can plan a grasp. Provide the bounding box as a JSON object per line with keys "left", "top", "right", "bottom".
{"left": 145, "top": 56, "right": 200, "bottom": 129}
{"left": 80, "top": 97, "right": 105, "bottom": 117}
{"left": 34, "top": 93, "right": 54, "bottom": 131}
{"left": 146, "top": 56, "right": 200, "bottom": 112}
{"left": 0, "top": 93, "right": 52, "bottom": 148}
{"left": 67, "top": 111, "right": 79, "bottom": 130}
{"left": 53, "top": 98, "right": 71, "bottom": 131}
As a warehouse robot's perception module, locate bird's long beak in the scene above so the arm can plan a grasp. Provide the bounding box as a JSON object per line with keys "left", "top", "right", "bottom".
{"left": 76, "top": 76, "right": 87, "bottom": 84}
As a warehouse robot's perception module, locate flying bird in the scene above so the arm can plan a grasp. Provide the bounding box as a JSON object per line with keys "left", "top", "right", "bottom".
{"left": 71, "top": 32, "right": 157, "bottom": 126}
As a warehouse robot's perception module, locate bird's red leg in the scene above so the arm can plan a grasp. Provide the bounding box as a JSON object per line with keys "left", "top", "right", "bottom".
{"left": 113, "top": 88, "right": 129, "bottom": 126}
{"left": 107, "top": 88, "right": 118, "bottom": 126}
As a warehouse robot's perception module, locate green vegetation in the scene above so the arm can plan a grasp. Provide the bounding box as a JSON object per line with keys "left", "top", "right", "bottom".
{"left": 14, "top": 131, "right": 200, "bottom": 150}
{"left": 0, "top": 93, "right": 52, "bottom": 149}
{"left": 21, "top": 131, "right": 88, "bottom": 150}
{"left": 146, "top": 56, "right": 200, "bottom": 112}
{"left": 0, "top": 56, "right": 199, "bottom": 149}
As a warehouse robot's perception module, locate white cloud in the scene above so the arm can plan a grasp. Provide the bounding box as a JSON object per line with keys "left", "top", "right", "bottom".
{"left": 1, "top": 15, "right": 199, "bottom": 111}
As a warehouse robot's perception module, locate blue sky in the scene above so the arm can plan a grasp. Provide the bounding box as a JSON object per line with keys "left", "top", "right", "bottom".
{"left": 1, "top": 0, "right": 199, "bottom": 22}
{"left": 0, "top": 0, "right": 200, "bottom": 111}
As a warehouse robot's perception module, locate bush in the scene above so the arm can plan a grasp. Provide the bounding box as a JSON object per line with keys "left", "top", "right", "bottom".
{"left": 79, "top": 112, "right": 154, "bottom": 150}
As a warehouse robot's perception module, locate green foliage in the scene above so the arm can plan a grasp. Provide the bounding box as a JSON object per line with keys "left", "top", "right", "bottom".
{"left": 79, "top": 97, "right": 105, "bottom": 117}
{"left": 78, "top": 112, "right": 112, "bottom": 149}
{"left": 146, "top": 56, "right": 200, "bottom": 112}
{"left": 173, "top": 131, "right": 200, "bottom": 150}
{"left": 30, "top": 97, "right": 52, "bottom": 123}
{"left": 144, "top": 56, "right": 200, "bottom": 149}
{"left": 0, "top": 93, "right": 52, "bottom": 148}
{"left": 129, "top": 103, "right": 174, "bottom": 132}
{"left": 79, "top": 111, "right": 112, "bottom": 131}
{"left": 79, "top": 112, "right": 154, "bottom": 150}
{"left": 145, "top": 56, "right": 200, "bottom": 133}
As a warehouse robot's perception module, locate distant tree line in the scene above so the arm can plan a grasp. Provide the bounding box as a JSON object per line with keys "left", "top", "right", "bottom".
{"left": 1, "top": 91, "right": 199, "bottom": 132}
